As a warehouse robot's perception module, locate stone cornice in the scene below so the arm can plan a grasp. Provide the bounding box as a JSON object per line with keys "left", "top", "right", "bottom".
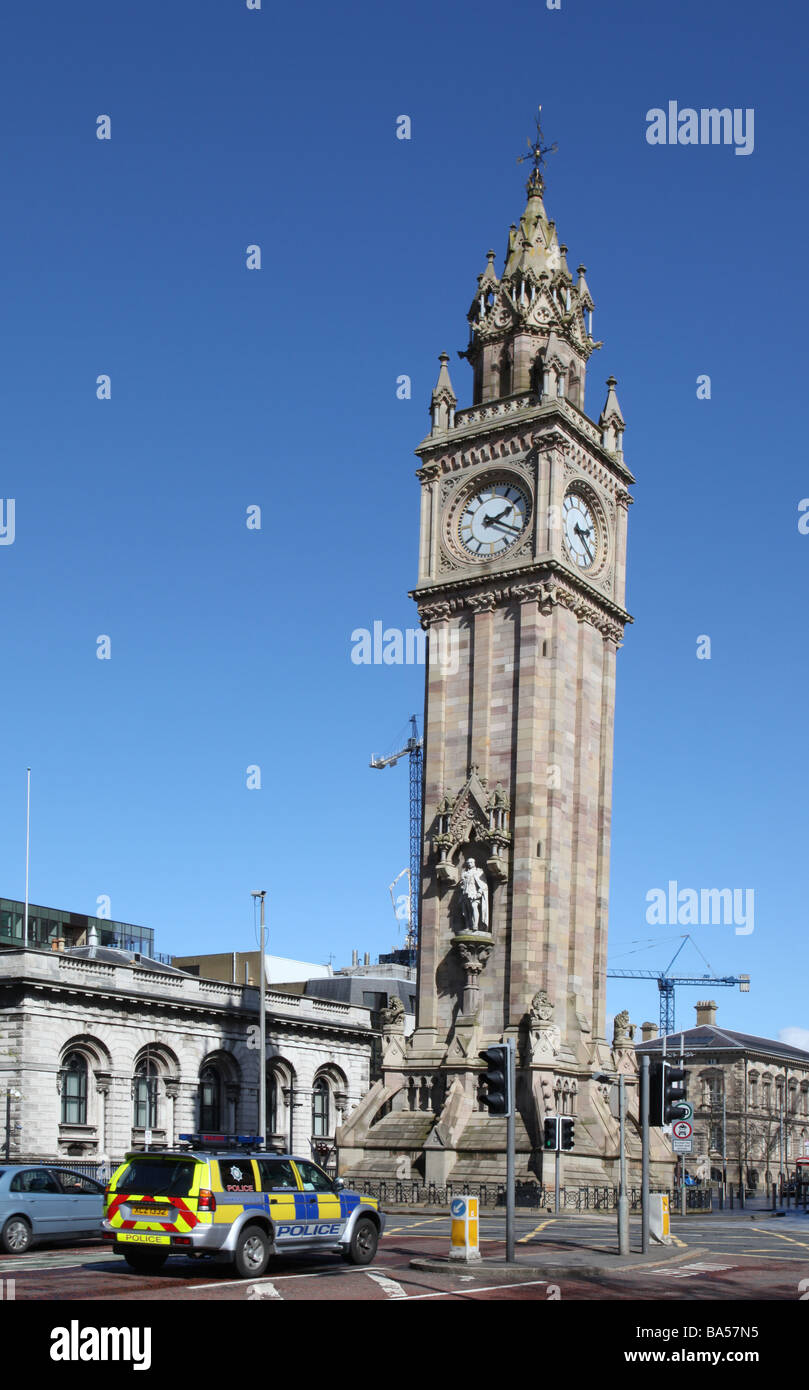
{"left": 1, "top": 968, "right": 373, "bottom": 1042}
{"left": 411, "top": 560, "right": 632, "bottom": 640}
{"left": 415, "top": 396, "right": 635, "bottom": 487}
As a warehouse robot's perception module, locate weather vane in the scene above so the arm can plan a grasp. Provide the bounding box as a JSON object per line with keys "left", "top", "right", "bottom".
{"left": 516, "top": 105, "right": 558, "bottom": 178}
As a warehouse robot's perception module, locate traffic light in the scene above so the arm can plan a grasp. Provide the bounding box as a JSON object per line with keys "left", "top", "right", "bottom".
{"left": 663, "top": 1065, "right": 688, "bottom": 1124}
{"left": 648, "top": 1061, "right": 688, "bottom": 1126}
{"left": 560, "top": 1117, "right": 575, "bottom": 1151}
{"left": 478, "top": 1046, "right": 510, "bottom": 1115}
{"left": 649, "top": 1061, "right": 664, "bottom": 1126}
{"left": 543, "top": 1116, "right": 560, "bottom": 1149}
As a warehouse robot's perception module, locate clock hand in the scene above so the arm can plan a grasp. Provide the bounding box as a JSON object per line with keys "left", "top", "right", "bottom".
{"left": 485, "top": 518, "right": 522, "bottom": 535}
{"left": 482, "top": 507, "right": 511, "bottom": 527}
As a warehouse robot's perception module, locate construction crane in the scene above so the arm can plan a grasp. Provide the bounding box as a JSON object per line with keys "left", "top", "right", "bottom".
{"left": 370, "top": 715, "right": 423, "bottom": 963}
{"left": 607, "top": 934, "right": 750, "bottom": 1036}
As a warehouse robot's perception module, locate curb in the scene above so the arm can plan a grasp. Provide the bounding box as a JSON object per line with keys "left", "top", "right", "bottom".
{"left": 409, "top": 1246, "right": 706, "bottom": 1281}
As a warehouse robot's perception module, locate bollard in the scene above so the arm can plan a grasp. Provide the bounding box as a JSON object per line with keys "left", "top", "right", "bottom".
{"left": 771, "top": 1182, "right": 777, "bottom": 1211}
{"left": 649, "top": 1194, "right": 671, "bottom": 1245}
{"left": 449, "top": 1195, "right": 481, "bottom": 1263}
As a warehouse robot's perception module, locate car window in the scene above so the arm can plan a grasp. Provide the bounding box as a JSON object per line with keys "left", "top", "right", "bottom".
{"left": 54, "top": 1171, "right": 104, "bottom": 1195}
{"left": 218, "top": 1159, "right": 257, "bottom": 1193}
{"left": 293, "top": 1161, "right": 335, "bottom": 1193}
{"left": 256, "top": 1159, "right": 298, "bottom": 1191}
{"left": 115, "top": 1159, "right": 196, "bottom": 1197}
{"left": 10, "top": 1168, "right": 61, "bottom": 1194}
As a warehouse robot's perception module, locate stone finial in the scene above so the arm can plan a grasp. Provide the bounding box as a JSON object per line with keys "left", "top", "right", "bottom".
{"left": 430, "top": 352, "right": 457, "bottom": 435}
{"left": 599, "top": 375, "right": 626, "bottom": 454}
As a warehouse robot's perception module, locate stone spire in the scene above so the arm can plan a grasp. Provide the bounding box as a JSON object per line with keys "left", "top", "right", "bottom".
{"left": 429, "top": 352, "right": 457, "bottom": 435}
{"left": 461, "top": 166, "right": 600, "bottom": 410}
{"left": 598, "top": 375, "right": 626, "bottom": 457}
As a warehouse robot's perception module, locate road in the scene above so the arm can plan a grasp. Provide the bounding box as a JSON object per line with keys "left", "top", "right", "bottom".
{"left": 1, "top": 1210, "right": 808, "bottom": 1301}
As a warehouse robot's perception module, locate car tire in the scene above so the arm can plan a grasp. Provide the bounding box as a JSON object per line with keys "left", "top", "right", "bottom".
{"left": 1, "top": 1216, "right": 32, "bottom": 1255}
{"left": 233, "top": 1224, "right": 270, "bottom": 1279}
{"left": 122, "top": 1248, "right": 169, "bottom": 1274}
{"left": 342, "top": 1216, "right": 379, "bottom": 1266}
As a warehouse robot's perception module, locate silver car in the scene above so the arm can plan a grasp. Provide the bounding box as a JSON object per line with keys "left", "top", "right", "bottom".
{"left": 0, "top": 1165, "right": 105, "bottom": 1254}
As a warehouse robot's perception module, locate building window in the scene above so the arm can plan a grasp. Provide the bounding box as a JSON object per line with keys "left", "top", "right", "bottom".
{"left": 267, "top": 1074, "right": 278, "bottom": 1134}
{"left": 133, "top": 1060, "right": 158, "bottom": 1129}
{"left": 199, "top": 1067, "right": 221, "bottom": 1130}
{"left": 312, "top": 1079, "right": 330, "bottom": 1137}
{"left": 61, "top": 1053, "right": 88, "bottom": 1125}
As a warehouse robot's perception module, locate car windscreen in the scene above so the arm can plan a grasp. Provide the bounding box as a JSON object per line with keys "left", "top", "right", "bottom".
{"left": 115, "top": 1159, "right": 196, "bottom": 1197}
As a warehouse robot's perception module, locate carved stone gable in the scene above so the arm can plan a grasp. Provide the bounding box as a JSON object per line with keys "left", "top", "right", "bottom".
{"left": 447, "top": 768, "right": 491, "bottom": 843}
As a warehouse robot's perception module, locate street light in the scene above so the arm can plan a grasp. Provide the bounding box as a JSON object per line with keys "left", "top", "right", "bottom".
{"left": 4, "top": 1089, "right": 22, "bottom": 1162}
{"left": 594, "top": 1070, "right": 632, "bottom": 1256}
{"left": 251, "top": 891, "right": 267, "bottom": 1151}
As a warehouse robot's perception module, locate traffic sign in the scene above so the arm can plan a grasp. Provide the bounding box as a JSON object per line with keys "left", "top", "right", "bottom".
{"left": 672, "top": 1137, "right": 693, "bottom": 1154}
{"left": 677, "top": 1103, "right": 694, "bottom": 1122}
{"left": 672, "top": 1120, "right": 692, "bottom": 1139}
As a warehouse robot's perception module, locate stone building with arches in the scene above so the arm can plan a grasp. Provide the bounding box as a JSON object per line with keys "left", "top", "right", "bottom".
{"left": 636, "top": 1001, "right": 809, "bottom": 1189}
{"left": 0, "top": 941, "right": 374, "bottom": 1167}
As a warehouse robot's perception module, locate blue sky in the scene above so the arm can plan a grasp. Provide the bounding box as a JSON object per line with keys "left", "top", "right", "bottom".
{"left": 1, "top": 0, "right": 806, "bottom": 1045}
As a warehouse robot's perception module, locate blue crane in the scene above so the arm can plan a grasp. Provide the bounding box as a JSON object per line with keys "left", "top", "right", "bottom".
{"left": 607, "top": 935, "right": 750, "bottom": 1036}
{"left": 370, "top": 715, "right": 423, "bottom": 964}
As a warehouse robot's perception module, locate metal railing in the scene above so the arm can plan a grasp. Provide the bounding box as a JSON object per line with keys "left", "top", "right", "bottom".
{"left": 354, "top": 1178, "right": 713, "bottom": 1212}
{"left": 14, "top": 1157, "right": 121, "bottom": 1182}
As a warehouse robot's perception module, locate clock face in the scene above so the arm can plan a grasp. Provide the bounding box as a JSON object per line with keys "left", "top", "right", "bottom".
{"left": 563, "top": 491, "right": 599, "bottom": 570}
{"left": 455, "top": 480, "right": 529, "bottom": 560}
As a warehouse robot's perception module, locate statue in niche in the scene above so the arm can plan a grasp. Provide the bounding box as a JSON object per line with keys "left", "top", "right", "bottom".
{"left": 458, "top": 857, "right": 490, "bottom": 933}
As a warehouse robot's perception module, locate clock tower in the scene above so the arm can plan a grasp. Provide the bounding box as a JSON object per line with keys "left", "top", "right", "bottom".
{"left": 340, "top": 138, "right": 670, "bottom": 1187}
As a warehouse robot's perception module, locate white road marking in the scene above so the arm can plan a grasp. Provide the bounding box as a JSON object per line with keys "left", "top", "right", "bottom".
{"left": 365, "top": 1271, "right": 409, "bottom": 1300}
{"left": 190, "top": 1263, "right": 404, "bottom": 1292}
{"left": 402, "top": 1278, "right": 548, "bottom": 1301}
{"left": 649, "top": 1263, "right": 736, "bottom": 1279}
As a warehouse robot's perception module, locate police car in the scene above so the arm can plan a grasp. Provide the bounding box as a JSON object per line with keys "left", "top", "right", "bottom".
{"left": 102, "top": 1134, "right": 384, "bottom": 1278}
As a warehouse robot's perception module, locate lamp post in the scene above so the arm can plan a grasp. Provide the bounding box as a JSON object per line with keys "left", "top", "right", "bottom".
{"left": 594, "top": 1070, "right": 631, "bottom": 1256}
{"left": 4, "top": 1089, "right": 22, "bottom": 1162}
{"left": 251, "top": 891, "right": 267, "bottom": 1149}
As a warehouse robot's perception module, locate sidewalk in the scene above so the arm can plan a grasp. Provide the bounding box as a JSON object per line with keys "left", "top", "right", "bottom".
{"left": 410, "top": 1240, "right": 706, "bottom": 1280}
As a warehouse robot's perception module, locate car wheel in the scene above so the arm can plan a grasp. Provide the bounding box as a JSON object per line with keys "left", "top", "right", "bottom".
{"left": 343, "top": 1216, "right": 379, "bottom": 1266}
{"left": 233, "top": 1225, "right": 270, "bottom": 1279}
{"left": 1, "top": 1216, "right": 32, "bottom": 1255}
{"left": 122, "top": 1248, "right": 169, "bottom": 1273}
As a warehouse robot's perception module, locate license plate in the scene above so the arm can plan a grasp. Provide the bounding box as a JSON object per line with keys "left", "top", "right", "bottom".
{"left": 117, "top": 1233, "right": 170, "bottom": 1245}
{"left": 130, "top": 1206, "right": 166, "bottom": 1217}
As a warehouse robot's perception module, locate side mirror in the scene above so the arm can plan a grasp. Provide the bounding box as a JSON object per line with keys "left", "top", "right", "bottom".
{"left": 334, "top": 1177, "right": 345, "bottom": 1190}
